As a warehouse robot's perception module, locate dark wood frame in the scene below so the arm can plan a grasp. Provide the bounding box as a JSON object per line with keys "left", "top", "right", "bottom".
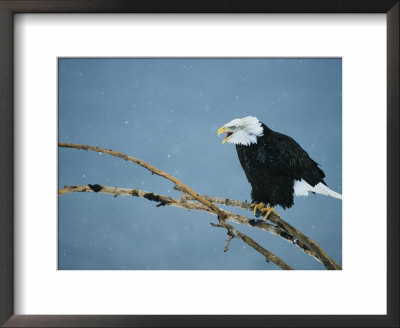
{"left": 0, "top": 1, "right": 398, "bottom": 327}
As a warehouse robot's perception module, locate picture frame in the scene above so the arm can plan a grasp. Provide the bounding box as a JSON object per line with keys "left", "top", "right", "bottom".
{"left": 0, "top": 0, "right": 398, "bottom": 327}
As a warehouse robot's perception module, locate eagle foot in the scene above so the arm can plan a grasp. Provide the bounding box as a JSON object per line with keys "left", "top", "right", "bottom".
{"left": 260, "top": 206, "right": 279, "bottom": 221}
{"left": 250, "top": 203, "right": 279, "bottom": 220}
{"left": 250, "top": 202, "right": 266, "bottom": 217}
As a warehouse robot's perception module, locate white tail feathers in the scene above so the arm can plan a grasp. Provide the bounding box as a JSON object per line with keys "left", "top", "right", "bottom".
{"left": 294, "top": 179, "right": 342, "bottom": 200}
{"left": 312, "top": 182, "right": 342, "bottom": 200}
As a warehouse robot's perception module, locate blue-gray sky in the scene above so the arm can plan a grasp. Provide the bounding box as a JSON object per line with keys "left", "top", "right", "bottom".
{"left": 58, "top": 58, "right": 342, "bottom": 270}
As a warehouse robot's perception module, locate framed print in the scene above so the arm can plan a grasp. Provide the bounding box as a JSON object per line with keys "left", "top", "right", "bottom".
{"left": 0, "top": 1, "right": 398, "bottom": 327}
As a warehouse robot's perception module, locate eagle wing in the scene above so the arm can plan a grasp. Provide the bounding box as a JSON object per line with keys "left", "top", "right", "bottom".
{"left": 257, "top": 133, "right": 326, "bottom": 187}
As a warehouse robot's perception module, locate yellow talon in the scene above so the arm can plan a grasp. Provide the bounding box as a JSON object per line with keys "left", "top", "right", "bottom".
{"left": 250, "top": 203, "right": 279, "bottom": 220}
{"left": 260, "top": 206, "right": 279, "bottom": 220}
{"left": 251, "top": 202, "right": 265, "bottom": 216}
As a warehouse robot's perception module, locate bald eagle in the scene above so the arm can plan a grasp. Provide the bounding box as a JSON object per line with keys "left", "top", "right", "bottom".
{"left": 218, "top": 116, "right": 341, "bottom": 219}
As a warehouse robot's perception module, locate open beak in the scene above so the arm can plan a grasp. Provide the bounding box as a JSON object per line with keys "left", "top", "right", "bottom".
{"left": 217, "top": 126, "right": 232, "bottom": 144}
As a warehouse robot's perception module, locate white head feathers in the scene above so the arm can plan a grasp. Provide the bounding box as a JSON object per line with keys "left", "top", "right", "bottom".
{"left": 219, "top": 116, "right": 264, "bottom": 146}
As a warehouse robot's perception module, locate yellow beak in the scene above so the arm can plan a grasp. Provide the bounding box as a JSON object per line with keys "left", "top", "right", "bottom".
{"left": 217, "top": 126, "right": 230, "bottom": 144}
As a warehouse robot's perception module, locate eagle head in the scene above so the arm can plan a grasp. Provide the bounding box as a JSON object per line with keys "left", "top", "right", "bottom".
{"left": 217, "top": 116, "right": 264, "bottom": 146}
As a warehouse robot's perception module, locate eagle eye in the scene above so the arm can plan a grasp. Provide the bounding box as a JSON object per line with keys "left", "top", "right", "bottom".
{"left": 230, "top": 125, "right": 236, "bottom": 129}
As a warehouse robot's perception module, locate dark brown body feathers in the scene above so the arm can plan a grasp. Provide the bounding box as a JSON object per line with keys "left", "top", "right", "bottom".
{"left": 236, "top": 124, "right": 326, "bottom": 209}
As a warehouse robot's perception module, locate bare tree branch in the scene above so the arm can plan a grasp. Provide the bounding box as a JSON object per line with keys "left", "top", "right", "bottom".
{"left": 59, "top": 142, "right": 227, "bottom": 220}
{"left": 59, "top": 185, "right": 286, "bottom": 236}
{"left": 176, "top": 185, "right": 251, "bottom": 210}
{"left": 59, "top": 184, "right": 339, "bottom": 269}
{"left": 210, "top": 220, "right": 292, "bottom": 269}
{"left": 58, "top": 142, "right": 341, "bottom": 270}
{"left": 59, "top": 184, "right": 292, "bottom": 269}
{"left": 174, "top": 186, "right": 342, "bottom": 270}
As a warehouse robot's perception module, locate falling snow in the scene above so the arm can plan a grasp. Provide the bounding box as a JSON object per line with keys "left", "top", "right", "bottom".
{"left": 58, "top": 58, "right": 342, "bottom": 270}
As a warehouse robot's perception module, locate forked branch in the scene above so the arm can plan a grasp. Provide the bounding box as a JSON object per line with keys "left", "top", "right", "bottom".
{"left": 59, "top": 184, "right": 337, "bottom": 269}
{"left": 58, "top": 142, "right": 341, "bottom": 270}
{"left": 175, "top": 186, "right": 341, "bottom": 270}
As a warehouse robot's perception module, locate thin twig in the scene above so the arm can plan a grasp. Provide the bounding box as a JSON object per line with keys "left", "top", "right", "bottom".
{"left": 224, "top": 233, "right": 233, "bottom": 252}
